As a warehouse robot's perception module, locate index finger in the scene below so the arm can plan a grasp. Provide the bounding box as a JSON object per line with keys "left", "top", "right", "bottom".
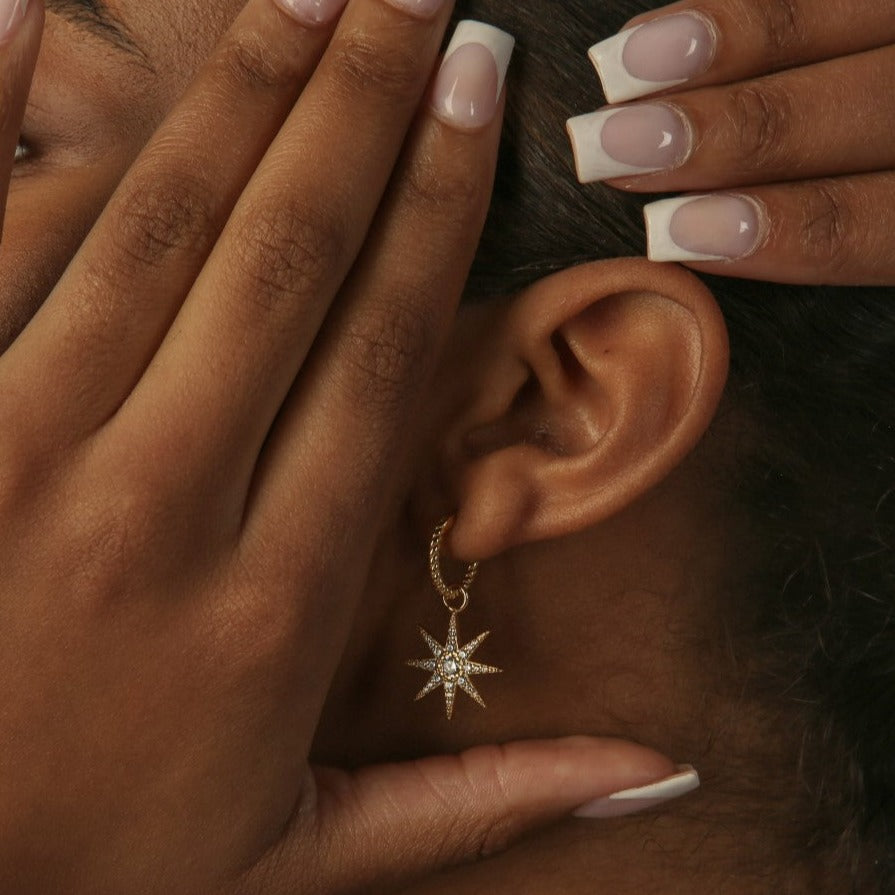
{"left": 590, "top": 0, "right": 895, "bottom": 104}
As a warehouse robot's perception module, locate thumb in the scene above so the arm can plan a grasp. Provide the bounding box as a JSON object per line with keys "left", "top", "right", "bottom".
{"left": 252, "top": 737, "right": 699, "bottom": 894}
{"left": 0, "top": 0, "right": 43, "bottom": 240}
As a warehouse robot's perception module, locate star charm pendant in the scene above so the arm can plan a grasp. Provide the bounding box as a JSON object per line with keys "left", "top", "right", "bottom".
{"left": 407, "top": 612, "right": 502, "bottom": 719}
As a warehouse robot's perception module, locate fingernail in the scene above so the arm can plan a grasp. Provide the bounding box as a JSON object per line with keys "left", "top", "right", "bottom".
{"left": 646, "top": 194, "right": 766, "bottom": 262}
{"left": 274, "top": 0, "right": 348, "bottom": 27}
{"left": 567, "top": 103, "right": 691, "bottom": 184}
{"left": 1, "top": 0, "right": 29, "bottom": 41}
{"left": 590, "top": 13, "right": 716, "bottom": 104}
{"left": 573, "top": 764, "right": 700, "bottom": 819}
{"left": 385, "top": 0, "right": 445, "bottom": 18}
{"left": 431, "top": 20, "right": 515, "bottom": 131}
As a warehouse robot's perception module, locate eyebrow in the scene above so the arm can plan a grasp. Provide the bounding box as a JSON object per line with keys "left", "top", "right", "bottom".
{"left": 45, "top": 0, "right": 151, "bottom": 65}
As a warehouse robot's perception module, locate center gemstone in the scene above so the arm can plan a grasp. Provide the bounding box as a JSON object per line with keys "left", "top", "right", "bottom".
{"left": 442, "top": 656, "right": 460, "bottom": 678}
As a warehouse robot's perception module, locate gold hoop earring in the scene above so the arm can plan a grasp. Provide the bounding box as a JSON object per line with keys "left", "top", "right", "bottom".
{"left": 406, "top": 517, "right": 502, "bottom": 720}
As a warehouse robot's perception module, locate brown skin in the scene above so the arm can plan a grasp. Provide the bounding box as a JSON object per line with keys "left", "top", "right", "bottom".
{"left": 1, "top": 0, "right": 870, "bottom": 892}
{"left": 319, "top": 269, "right": 830, "bottom": 893}
{"left": 4, "top": 2, "right": 694, "bottom": 893}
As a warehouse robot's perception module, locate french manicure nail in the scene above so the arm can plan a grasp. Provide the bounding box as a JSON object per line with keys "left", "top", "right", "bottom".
{"left": 590, "top": 13, "right": 716, "bottom": 104}
{"left": 1, "top": 0, "right": 29, "bottom": 41}
{"left": 385, "top": 0, "right": 445, "bottom": 18}
{"left": 431, "top": 20, "right": 515, "bottom": 131}
{"left": 274, "top": 0, "right": 348, "bottom": 28}
{"left": 646, "top": 195, "right": 766, "bottom": 262}
{"left": 573, "top": 764, "right": 700, "bottom": 819}
{"left": 567, "top": 103, "right": 691, "bottom": 184}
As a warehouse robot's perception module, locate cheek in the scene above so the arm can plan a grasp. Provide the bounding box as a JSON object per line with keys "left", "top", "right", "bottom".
{"left": 0, "top": 164, "right": 127, "bottom": 351}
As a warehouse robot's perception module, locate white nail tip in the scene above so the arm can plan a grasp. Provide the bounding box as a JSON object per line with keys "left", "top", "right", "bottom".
{"left": 3, "top": 0, "right": 27, "bottom": 33}
{"left": 567, "top": 109, "right": 665, "bottom": 184}
{"left": 645, "top": 195, "right": 726, "bottom": 262}
{"left": 589, "top": 27, "right": 687, "bottom": 104}
{"left": 444, "top": 20, "right": 516, "bottom": 100}
{"left": 606, "top": 764, "right": 700, "bottom": 801}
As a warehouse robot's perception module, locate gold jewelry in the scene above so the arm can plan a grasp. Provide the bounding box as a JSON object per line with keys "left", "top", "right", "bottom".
{"left": 406, "top": 517, "right": 502, "bottom": 719}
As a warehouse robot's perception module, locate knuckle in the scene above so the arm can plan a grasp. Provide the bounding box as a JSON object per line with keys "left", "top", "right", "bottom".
{"left": 210, "top": 585, "right": 292, "bottom": 671}
{"left": 456, "top": 745, "right": 516, "bottom": 860}
{"left": 216, "top": 28, "right": 297, "bottom": 94}
{"left": 229, "top": 200, "right": 345, "bottom": 322}
{"left": 217, "top": 549, "right": 326, "bottom": 669}
{"left": 406, "top": 761, "right": 477, "bottom": 863}
{"left": 106, "top": 167, "right": 218, "bottom": 272}
{"left": 405, "top": 158, "right": 488, "bottom": 227}
{"left": 330, "top": 30, "right": 423, "bottom": 104}
{"left": 63, "top": 486, "right": 154, "bottom": 605}
{"left": 726, "top": 82, "right": 793, "bottom": 175}
{"left": 754, "top": 0, "right": 806, "bottom": 67}
{"left": 799, "top": 181, "right": 858, "bottom": 276}
{"left": 339, "top": 293, "right": 437, "bottom": 414}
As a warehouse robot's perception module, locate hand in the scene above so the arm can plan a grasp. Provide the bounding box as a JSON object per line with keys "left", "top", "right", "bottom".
{"left": 567, "top": 0, "right": 895, "bottom": 285}
{"left": 0, "top": 1, "right": 689, "bottom": 892}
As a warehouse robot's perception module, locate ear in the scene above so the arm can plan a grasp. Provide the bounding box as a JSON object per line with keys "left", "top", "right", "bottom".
{"left": 446, "top": 259, "right": 729, "bottom": 561}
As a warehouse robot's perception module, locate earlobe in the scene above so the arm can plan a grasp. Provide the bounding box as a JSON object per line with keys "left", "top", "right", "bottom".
{"left": 447, "top": 259, "right": 729, "bottom": 561}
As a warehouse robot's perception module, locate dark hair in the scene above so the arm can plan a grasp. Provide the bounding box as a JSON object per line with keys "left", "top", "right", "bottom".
{"left": 457, "top": 0, "right": 895, "bottom": 890}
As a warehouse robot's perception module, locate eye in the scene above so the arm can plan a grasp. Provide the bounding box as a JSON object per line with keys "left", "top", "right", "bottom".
{"left": 14, "top": 141, "right": 30, "bottom": 163}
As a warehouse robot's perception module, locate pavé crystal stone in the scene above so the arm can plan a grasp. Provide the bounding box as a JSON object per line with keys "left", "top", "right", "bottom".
{"left": 407, "top": 613, "right": 503, "bottom": 719}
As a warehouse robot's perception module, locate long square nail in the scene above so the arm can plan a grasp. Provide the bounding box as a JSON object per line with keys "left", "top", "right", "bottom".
{"left": 430, "top": 20, "right": 515, "bottom": 131}
{"left": 567, "top": 103, "right": 691, "bottom": 183}
{"left": 574, "top": 764, "right": 700, "bottom": 819}
{"left": 646, "top": 195, "right": 766, "bottom": 262}
{"left": 590, "top": 13, "right": 716, "bottom": 104}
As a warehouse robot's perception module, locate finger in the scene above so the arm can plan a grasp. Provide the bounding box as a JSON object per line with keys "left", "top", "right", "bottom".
{"left": 0, "top": 0, "right": 43, "bottom": 240}
{"left": 246, "top": 738, "right": 699, "bottom": 895}
{"left": 644, "top": 173, "right": 895, "bottom": 285}
{"left": 590, "top": 0, "right": 895, "bottom": 104}
{"left": 0, "top": 0, "right": 342, "bottom": 438}
{"left": 123, "top": 3, "right": 467, "bottom": 488}
{"left": 568, "top": 45, "right": 895, "bottom": 190}
{"left": 238, "top": 26, "right": 510, "bottom": 661}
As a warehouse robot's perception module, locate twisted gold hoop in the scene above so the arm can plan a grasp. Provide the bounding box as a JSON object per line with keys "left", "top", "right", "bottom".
{"left": 408, "top": 516, "right": 501, "bottom": 719}
{"left": 429, "top": 517, "right": 478, "bottom": 614}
